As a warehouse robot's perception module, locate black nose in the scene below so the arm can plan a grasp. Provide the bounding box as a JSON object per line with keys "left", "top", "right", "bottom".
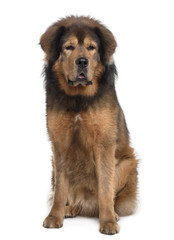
{"left": 75, "top": 58, "right": 88, "bottom": 68}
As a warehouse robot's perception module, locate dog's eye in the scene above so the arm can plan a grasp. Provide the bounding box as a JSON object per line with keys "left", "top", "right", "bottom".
{"left": 65, "top": 45, "right": 75, "bottom": 51}
{"left": 87, "top": 45, "right": 96, "bottom": 51}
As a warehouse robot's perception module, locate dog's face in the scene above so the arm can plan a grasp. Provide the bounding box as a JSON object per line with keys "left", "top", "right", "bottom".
{"left": 61, "top": 31, "right": 100, "bottom": 87}
{"left": 40, "top": 17, "right": 116, "bottom": 96}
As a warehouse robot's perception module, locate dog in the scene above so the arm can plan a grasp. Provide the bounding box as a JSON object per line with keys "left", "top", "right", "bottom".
{"left": 40, "top": 16, "right": 138, "bottom": 235}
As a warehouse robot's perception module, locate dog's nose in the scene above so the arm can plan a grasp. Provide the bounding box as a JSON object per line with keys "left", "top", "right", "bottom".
{"left": 76, "top": 58, "right": 89, "bottom": 68}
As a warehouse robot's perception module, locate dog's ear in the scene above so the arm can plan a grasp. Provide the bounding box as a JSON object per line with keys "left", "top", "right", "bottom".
{"left": 40, "top": 24, "right": 66, "bottom": 63}
{"left": 94, "top": 26, "right": 116, "bottom": 65}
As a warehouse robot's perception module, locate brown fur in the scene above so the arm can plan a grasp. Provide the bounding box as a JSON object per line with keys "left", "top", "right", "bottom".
{"left": 40, "top": 16, "right": 138, "bottom": 235}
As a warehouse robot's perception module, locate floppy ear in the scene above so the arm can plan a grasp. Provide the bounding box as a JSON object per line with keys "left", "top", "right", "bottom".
{"left": 40, "top": 24, "right": 66, "bottom": 63}
{"left": 94, "top": 26, "right": 116, "bottom": 65}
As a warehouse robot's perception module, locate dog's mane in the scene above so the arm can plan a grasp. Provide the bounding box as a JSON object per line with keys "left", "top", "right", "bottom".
{"left": 44, "top": 62, "right": 118, "bottom": 112}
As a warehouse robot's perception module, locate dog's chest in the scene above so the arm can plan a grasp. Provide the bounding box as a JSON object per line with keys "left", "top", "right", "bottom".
{"left": 48, "top": 110, "right": 96, "bottom": 176}
{"left": 49, "top": 111, "right": 95, "bottom": 147}
{"left": 48, "top": 108, "right": 116, "bottom": 187}
{"left": 74, "top": 114, "right": 82, "bottom": 123}
{"left": 47, "top": 108, "right": 116, "bottom": 153}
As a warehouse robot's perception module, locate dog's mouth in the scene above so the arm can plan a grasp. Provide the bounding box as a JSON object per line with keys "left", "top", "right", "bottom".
{"left": 68, "top": 72, "right": 93, "bottom": 87}
{"left": 77, "top": 72, "right": 86, "bottom": 80}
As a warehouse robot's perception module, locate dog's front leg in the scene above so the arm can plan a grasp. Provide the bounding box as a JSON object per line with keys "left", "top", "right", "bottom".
{"left": 43, "top": 148, "right": 67, "bottom": 228}
{"left": 94, "top": 145, "right": 119, "bottom": 235}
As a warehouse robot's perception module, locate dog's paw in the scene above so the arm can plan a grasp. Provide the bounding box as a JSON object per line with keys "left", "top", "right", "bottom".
{"left": 43, "top": 215, "right": 63, "bottom": 228}
{"left": 100, "top": 221, "right": 120, "bottom": 235}
{"left": 114, "top": 212, "right": 120, "bottom": 222}
{"left": 65, "top": 205, "right": 78, "bottom": 218}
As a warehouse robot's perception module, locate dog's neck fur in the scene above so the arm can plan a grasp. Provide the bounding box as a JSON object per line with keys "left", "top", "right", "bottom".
{"left": 44, "top": 62, "right": 118, "bottom": 113}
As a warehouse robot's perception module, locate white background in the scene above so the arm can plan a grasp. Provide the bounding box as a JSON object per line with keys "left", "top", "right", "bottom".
{"left": 0, "top": 0, "right": 174, "bottom": 239}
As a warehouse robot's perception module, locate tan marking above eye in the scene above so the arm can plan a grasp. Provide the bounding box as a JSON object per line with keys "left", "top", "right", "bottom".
{"left": 63, "top": 36, "right": 78, "bottom": 51}
{"left": 84, "top": 37, "right": 98, "bottom": 51}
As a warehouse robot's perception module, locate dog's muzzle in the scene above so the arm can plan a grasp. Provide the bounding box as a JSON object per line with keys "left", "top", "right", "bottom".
{"left": 68, "top": 72, "right": 92, "bottom": 87}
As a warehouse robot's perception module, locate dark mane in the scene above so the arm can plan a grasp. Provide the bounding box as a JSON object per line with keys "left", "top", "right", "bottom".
{"left": 44, "top": 62, "right": 118, "bottom": 113}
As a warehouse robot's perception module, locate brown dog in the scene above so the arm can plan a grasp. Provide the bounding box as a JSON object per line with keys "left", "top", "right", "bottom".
{"left": 40, "top": 16, "right": 138, "bottom": 235}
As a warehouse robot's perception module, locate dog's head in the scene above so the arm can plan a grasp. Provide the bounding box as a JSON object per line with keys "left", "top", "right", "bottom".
{"left": 40, "top": 16, "right": 116, "bottom": 96}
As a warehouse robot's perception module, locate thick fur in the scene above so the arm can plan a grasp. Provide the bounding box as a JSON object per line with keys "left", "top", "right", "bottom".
{"left": 40, "top": 16, "right": 138, "bottom": 235}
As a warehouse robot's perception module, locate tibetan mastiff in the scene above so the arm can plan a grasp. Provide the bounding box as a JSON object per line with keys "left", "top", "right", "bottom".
{"left": 40, "top": 16, "right": 138, "bottom": 235}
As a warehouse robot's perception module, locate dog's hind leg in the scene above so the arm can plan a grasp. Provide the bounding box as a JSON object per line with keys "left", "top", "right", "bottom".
{"left": 114, "top": 167, "right": 138, "bottom": 216}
